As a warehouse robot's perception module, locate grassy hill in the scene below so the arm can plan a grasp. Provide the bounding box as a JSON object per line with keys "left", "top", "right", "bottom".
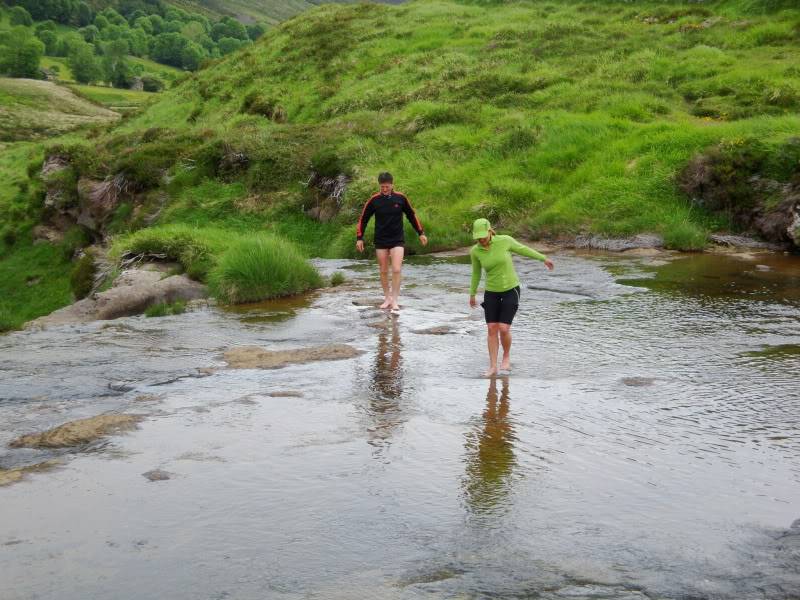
{"left": 2, "top": 0, "right": 800, "bottom": 329}
{"left": 0, "top": 78, "right": 120, "bottom": 140}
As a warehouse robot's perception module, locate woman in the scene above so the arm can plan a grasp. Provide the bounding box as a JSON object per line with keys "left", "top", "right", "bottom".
{"left": 469, "top": 218, "right": 554, "bottom": 377}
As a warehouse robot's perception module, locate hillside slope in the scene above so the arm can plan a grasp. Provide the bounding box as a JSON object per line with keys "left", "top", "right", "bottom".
{"left": 0, "top": 78, "right": 120, "bottom": 141}
{"left": 2, "top": 0, "right": 800, "bottom": 328}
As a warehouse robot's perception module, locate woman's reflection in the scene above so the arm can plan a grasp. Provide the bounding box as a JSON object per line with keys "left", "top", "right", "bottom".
{"left": 463, "top": 377, "right": 517, "bottom": 516}
{"left": 366, "top": 317, "right": 405, "bottom": 453}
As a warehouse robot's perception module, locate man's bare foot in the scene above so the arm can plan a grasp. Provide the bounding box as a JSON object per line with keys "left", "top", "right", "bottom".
{"left": 484, "top": 367, "right": 498, "bottom": 377}
{"left": 380, "top": 298, "right": 392, "bottom": 309}
{"left": 500, "top": 357, "right": 511, "bottom": 371}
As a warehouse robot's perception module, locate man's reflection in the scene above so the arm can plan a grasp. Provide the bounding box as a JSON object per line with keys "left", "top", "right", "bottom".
{"left": 463, "top": 377, "right": 517, "bottom": 516}
{"left": 366, "top": 317, "right": 405, "bottom": 452}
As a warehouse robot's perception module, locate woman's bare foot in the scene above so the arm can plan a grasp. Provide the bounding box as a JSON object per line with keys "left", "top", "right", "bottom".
{"left": 484, "top": 367, "right": 498, "bottom": 377}
{"left": 500, "top": 356, "right": 511, "bottom": 371}
{"left": 380, "top": 298, "right": 392, "bottom": 309}
{"left": 390, "top": 301, "right": 400, "bottom": 311}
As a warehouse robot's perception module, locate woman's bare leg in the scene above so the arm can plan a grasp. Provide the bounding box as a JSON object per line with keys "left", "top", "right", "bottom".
{"left": 499, "top": 323, "right": 512, "bottom": 371}
{"left": 485, "top": 322, "right": 500, "bottom": 377}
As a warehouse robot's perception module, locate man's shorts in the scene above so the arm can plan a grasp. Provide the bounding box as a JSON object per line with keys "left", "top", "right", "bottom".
{"left": 374, "top": 241, "right": 404, "bottom": 250}
{"left": 481, "top": 286, "right": 521, "bottom": 325}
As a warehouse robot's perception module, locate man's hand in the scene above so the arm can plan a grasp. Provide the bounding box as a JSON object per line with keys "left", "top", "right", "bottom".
{"left": 419, "top": 234, "right": 428, "bottom": 247}
{"left": 544, "top": 258, "right": 554, "bottom": 271}
{"left": 469, "top": 295, "right": 477, "bottom": 309}
{"left": 356, "top": 240, "right": 365, "bottom": 253}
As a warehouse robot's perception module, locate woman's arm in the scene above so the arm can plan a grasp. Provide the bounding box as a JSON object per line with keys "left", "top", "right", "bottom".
{"left": 469, "top": 251, "right": 482, "bottom": 297}
{"left": 508, "top": 237, "right": 547, "bottom": 261}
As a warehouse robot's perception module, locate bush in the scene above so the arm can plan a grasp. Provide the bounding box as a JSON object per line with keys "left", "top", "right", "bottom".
{"left": 141, "top": 75, "right": 165, "bottom": 92}
{"left": 662, "top": 219, "right": 707, "bottom": 251}
{"left": 70, "top": 252, "right": 97, "bottom": 299}
{"left": 209, "top": 234, "right": 322, "bottom": 304}
{"left": 330, "top": 271, "right": 346, "bottom": 286}
{"left": 145, "top": 300, "right": 187, "bottom": 317}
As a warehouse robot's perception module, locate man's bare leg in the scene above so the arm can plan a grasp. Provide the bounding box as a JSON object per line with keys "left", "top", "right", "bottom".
{"left": 485, "top": 322, "right": 499, "bottom": 377}
{"left": 376, "top": 249, "right": 391, "bottom": 308}
{"left": 389, "top": 246, "right": 404, "bottom": 310}
{"left": 499, "top": 323, "right": 512, "bottom": 371}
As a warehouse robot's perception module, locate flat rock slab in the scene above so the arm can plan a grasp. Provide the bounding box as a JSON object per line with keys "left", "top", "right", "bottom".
{"left": 710, "top": 234, "right": 784, "bottom": 250}
{"left": 29, "top": 268, "right": 207, "bottom": 327}
{"left": 9, "top": 414, "right": 142, "bottom": 449}
{"left": 224, "top": 344, "right": 363, "bottom": 369}
{"left": 570, "top": 234, "right": 664, "bottom": 252}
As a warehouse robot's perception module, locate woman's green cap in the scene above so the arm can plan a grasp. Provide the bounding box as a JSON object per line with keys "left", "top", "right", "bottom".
{"left": 472, "top": 218, "right": 491, "bottom": 239}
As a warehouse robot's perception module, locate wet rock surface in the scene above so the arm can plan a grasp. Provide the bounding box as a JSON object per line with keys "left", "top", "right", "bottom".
{"left": 29, "top": 268, "right": 207, "bottom": 327}
{"left": 0, "top": 461, "right": 60, "bottom": 487}
{"left": 223, "top": 344, "right": 363, "bottom": 369}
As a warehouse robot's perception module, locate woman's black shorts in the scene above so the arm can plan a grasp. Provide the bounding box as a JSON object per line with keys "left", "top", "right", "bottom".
{"left": 481, "top": 286, "right": 521, "bottom": 325}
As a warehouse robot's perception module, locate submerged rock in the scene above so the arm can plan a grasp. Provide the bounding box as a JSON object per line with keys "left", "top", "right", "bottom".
{"left": 9, "top": 414, "right": 142, "bottom": 449}
{"left": 0, "top": 460, "right": 60, "bottom": 487}
{"left": 224, "top": 344, "right": 363, "bottom": 369}
{"left": 412, "top": 325, "right": 457, "bottom": 335}
{"left": 142, "top": 469, "right": 171, "bottom": 482}
{"left": 267, "top": 391, "right": 304, "bottom": 397}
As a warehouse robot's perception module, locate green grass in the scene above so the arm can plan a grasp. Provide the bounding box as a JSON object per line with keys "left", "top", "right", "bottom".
{"left": 145, "top": 299, "right": 187, "bottom": 317}
{"left": 66, "top": 84, "right": 156, "bottom": 112}
{"left": 208, "top": 233, "right": 322, "bottom": 304}
{"left": 0, "top": 241, "right": 72, "bottom": 331}
{"left": 40, "top": 57, "right": 75, "bottom": 82}
{"left": 0, "top": 78, "right": 119, "bottom": 141}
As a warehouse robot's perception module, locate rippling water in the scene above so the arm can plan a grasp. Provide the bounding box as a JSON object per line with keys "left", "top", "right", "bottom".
{"left": 1, "top": 250, "right": 799, "bottom": 600}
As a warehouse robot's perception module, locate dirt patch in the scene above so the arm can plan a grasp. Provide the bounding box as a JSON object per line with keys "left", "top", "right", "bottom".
{"left": 224, "top": 344, "right": 363, "bottom": 369}
{"left": 0, "top": 460, "right": 60, "bottom": 487}
{"left": 9, "top": 414, "right": 143, "bottom": 449}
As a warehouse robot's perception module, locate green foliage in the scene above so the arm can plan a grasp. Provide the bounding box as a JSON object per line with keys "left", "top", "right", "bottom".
{"left": 9, "top": 6, "right": 33, "bottom": 27}
{"left": 330, "top": 271, "right": 345, "bottom": 286}
{"left": 67, "top": 40, "right": 102, "bottom": 84}
{"left": 208, "top": 234, "right": 322, "bottom": 304}
{"left": 144, "top": 299, "right": 186, "bottom": 317}
{"left": 0, "top": 26, "right": 44, "bottom": 78}
{"left": 69, "top": 251, "right": 96, "bottom": 299}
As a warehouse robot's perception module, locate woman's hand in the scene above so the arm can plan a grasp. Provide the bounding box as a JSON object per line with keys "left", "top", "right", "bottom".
{"left": 544, "top": 258, "right": 554, "bottom": 271}
{"left": 469, "top": 295, "right": 477, "bottom": 308}
{"left": 356, "top": 240, "right": 365, "bottom": 253}
{"left": 419, "top": 234, "right": 428, "bottom": 246}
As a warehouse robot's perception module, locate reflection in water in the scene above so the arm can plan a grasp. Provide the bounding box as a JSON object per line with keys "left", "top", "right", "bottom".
{"left": 463, "top": 377, "right": 518, "bottom": 517}
{"left": 365, "top": 317, "right": 405, "bottom": 452}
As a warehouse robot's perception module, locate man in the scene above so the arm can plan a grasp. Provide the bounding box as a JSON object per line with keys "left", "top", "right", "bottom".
{"left": 356, "top": 172, "right": 427, "bottom": 312}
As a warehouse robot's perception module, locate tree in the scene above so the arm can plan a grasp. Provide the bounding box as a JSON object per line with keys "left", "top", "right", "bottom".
{"left": 56, "top": 31, "right": 85, "bottom": 57}
{"left": 76, "top": 2, "right": 93, "bottom": 27}
{"left": 36, "top": 30, "right": 59, "bottom": 55}
{"left": 126, "top": 27, "right": 149, "bottom": 57}
{"left": 79, "top": 25, "right": 100, "bottom": 43}
{"left": 150, "top": 32, "right": 186, "bottom": 68}
{"left": 211, "top": 17, "right": 248, "bottom": 42}
{"left": 180, "top": 40, "right": 205, "bottom": 71}
{"left": 94, "top": 15, "right": 110, "bottom": 30}
{"left": 247, "top": 23, "right": 267, "bottom": 41}
{"left": 67, "top": 40, "right": 102, "bottom": 84}
{"left": 0, "top": 27, "right": 44, "bottom": 78}
{"left": 141, "top": 74, "right": 163, "bottom": 92}
{"left": 218, "top": 37, "right": 247, "bottom": 56}
{"left": 9, "top": 6, "right": 33, "bottom": 27}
